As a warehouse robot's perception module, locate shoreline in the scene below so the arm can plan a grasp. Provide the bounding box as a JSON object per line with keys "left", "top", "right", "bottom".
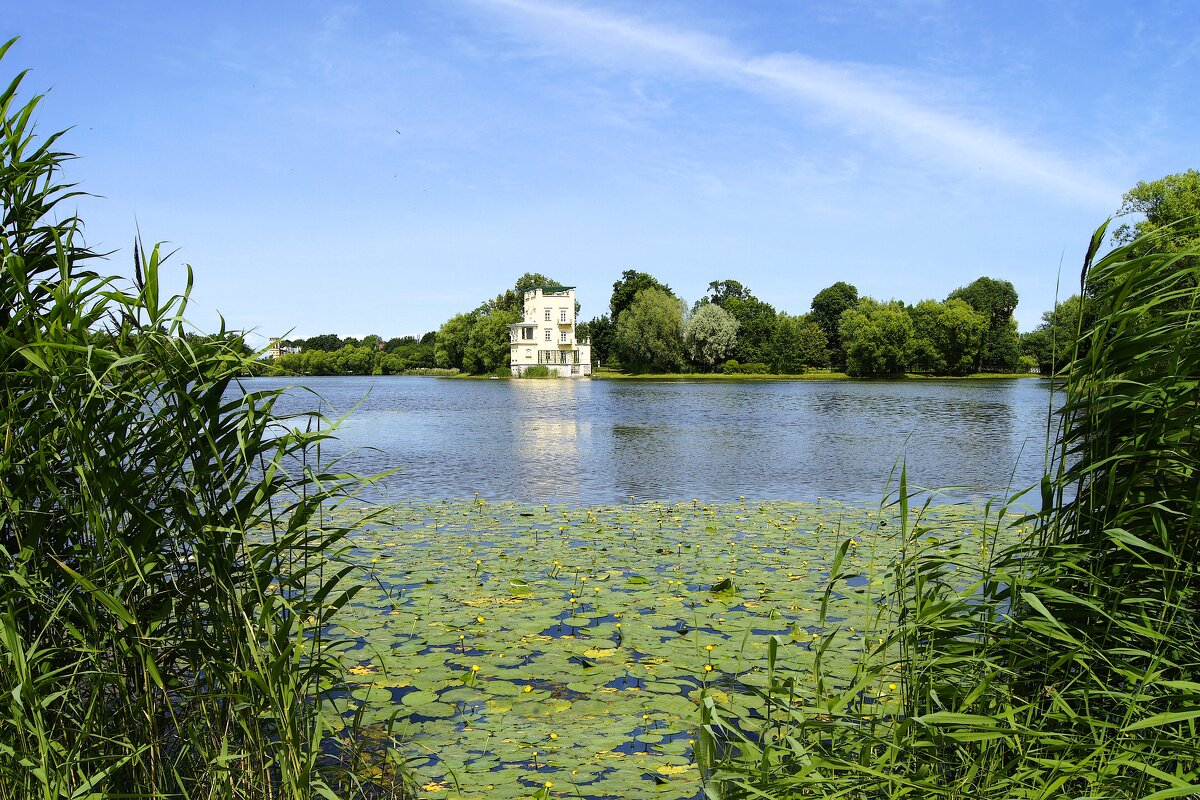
{"left": 590, "top": 368, "right": 1045, "bottom": 382}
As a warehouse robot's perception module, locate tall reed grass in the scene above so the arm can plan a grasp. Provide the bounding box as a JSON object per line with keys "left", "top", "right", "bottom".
{"left": 699, "top": 220, "right": 1200, "bottom": 799}
{"left": 0, "top": 40, "right": 399, "bottom": 798}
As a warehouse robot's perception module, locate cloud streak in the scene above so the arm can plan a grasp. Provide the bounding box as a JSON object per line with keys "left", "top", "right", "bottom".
{"left": 467, "top": 0, "right": 1118, "bottom": 206}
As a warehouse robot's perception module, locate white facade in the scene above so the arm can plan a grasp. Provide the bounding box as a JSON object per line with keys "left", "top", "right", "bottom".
{"left": 508, "top": 286, "right": 592, "bottom": 377}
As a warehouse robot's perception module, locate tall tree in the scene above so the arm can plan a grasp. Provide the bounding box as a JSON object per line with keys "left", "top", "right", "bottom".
{"left": 1107, "top": 170, "right": 1200, "bottom": 301}
{"left": 811, "top": 282, "right": 859, "bottom": 370}
{"left": 909, "top": 298, "right": 987, "bottom": 376}
{"left": 434, "top": 312, "right": 476, "bottom": 370}
{"left": 947, "top": 276, "right": 1020, "bottom": 372}
{"left": 610, "top": 270, "right": 672, "bottom": 324}
{"left": 463, "top": 309, "right": 519, "bottom": 374}
{"left": 683, "top": 303, "right": 739, "bottom": 371}
{"left": 1023, "top": 294, "right": 1093, "bottom": 374}
{"left": 614, "top": 288, "right": 685, "bottom": 373}
{"left": 301, "top": 333, "right": 344, "bottom": 352}
{"left": 768, "top": 313, "right": 828, "bottom": 374}
{"left": 840, "top": 299, "right": 912, "bottom": 377}
{"left": 1114, "top": 169, "right": 1200, "bottom": 255}
{"left": 515, "top": 272, "right": 556, "bottom": 297}
{"left": 702, "top": 279, "right": 753, "bottom": 307}
{"left": 724, "top": 296, "right": 776, "bottom": 364}
{"left": 580, "top": 314, "right": 614, "bottom": 366}
{"left": 486, "top": 272, "right": 558, "bottom": 316}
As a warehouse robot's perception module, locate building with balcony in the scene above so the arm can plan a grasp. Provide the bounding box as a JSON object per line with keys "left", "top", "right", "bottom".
{"left": 508, "top": 284, "right": 591, "bottom": 377}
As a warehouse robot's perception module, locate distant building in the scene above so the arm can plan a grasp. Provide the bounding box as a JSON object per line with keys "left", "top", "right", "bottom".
{"left": 508, "top": 285, "right": 591, "bottom": 377}
{"left": 266, "top": 339, "right": 300, "bottom": 359}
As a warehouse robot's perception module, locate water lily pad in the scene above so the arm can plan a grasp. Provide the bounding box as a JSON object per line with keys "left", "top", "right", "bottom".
{"left": 324, "top": 497, "right": 1015, "bottom": 800}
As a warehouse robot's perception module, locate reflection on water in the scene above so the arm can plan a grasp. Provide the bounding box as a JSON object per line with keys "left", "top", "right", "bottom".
{"left": 241, "top": 376, "right": 1059, "bottom": 505}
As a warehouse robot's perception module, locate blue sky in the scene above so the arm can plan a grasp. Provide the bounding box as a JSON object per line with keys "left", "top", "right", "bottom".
{"left": 7, "top": 1, "right": 1198, "bottom": 341}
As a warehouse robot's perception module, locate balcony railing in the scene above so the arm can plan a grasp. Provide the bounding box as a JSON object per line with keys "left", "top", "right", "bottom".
{"left": 537, "top": 350, "right": 581, "bottom": 365}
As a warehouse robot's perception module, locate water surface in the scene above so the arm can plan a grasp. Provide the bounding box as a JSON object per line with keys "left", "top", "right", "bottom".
{"left": 241, "top": 376, "right": 1058, "bottom": 505}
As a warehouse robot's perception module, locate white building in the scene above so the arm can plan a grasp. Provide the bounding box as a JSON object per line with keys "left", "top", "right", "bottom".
{"left": 266, "top": 339, "right": 300, "bottom": 359}
{"left": 508, "top": 285, "right": 591, "bottom": 377}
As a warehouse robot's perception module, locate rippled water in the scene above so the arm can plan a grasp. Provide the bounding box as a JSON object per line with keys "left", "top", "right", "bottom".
{"left": 238, "top": 376, "right": 1059, "bottom": 505}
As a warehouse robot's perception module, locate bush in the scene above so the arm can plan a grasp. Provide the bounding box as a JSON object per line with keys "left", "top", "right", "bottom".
{"left": 522, "top": 365, "right": 553, "bottom": 378}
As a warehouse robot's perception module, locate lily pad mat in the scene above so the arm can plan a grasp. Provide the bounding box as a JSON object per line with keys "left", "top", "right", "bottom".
{"left": 322, "top": 498, "right": 1021, "bottom": 799}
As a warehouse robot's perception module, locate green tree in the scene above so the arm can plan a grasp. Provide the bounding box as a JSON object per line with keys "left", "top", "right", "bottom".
{"left": 684, "top": 303, "right": 739, "bottom": 371}
{"left": 1114, "top": 169, "right": 1200, "bottom": 254}
{"left": 384, "top": 335, "right": 435, "bottom": 370}
{"left": 614, "top": 287, "right": 685, "bottom": 373}
{"left": 720, "top": 295, "right": 777, "bottom": 364}
{"left": 908, "top": 298, "right": 987, "bottom": 376}
{"left": 768, "top": 313, "right": 828, "bottom": 373}
{"left": 811, "top": 281, "right": 859, "bottom": 370}
{"left": 1024, "top": 294, "right": 1093, "bottom": 374}
{"left": 1107, "top": 170, "right": 1200, "bottom": 300}
{"left": 435, "top": 312, "right": 476, "bottom": 370}
{"left": 463, "top": 308, "right": 519, "bottom": 374}
{"left": 947, "top": 276, "right": 1020, "bottom": 372}
{"left": 334, "top": 344, "right": 375, "bottom": 375}
{"left": 610, "top": 270, "right": 673, "bottom": 323}
{"left": 840, "top": 299, "right": 913, "bottom": 377}
{"left": 488, "top": 272, "right": 558, "bottom": 316}
{"left": 702, "top": 279, "right": 753, "bottom": 307}
{"left": 698, "top": 280, "right": 777, "bottom": 363}
{"left": 385, "top": 335, "right": 417, "bottom": 352}
{"left": 301, "top": 333, "right": 344, "bottom": 351}
{"left": 515, "top": 271, "right": 557, "bottom": 298}
{"left": 581, "top": 314, "right": 614, "bottom": 366}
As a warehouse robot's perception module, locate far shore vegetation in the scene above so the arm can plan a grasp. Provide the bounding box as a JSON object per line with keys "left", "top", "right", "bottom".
{"left": 268, "top": 250, "right": 1133, "bottom": 381}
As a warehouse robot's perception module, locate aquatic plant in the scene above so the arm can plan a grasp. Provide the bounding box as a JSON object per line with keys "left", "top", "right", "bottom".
{"left": 322, "top": 497, "right": 1003, "bottom": 798}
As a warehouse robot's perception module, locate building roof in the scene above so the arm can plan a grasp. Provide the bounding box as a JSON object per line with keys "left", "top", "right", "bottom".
{"left": 528, "top": 283, "right": 575, "bottom": 294}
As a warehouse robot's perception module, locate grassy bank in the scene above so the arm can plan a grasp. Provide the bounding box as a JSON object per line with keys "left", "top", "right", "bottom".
{"left": 325, "top": 496, "right": 1020, "bottom": 799}
{"left": 592, "top": 367, "right": 1042, "bottom": 381}
{"left": 593, "top": 367, "right": 850, "bottom": 381}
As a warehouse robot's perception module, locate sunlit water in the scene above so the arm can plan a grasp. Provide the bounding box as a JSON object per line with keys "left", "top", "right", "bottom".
{"left": 236, "top": 376, "right": 1060, "bottom": 506}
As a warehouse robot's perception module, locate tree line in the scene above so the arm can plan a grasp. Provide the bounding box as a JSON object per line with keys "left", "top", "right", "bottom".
{"left": 272, "top": 170, "right": 1199, "bottom": 378}
{"left": 272, "top": 332, "right": 440, "bottom": 376}
{"left": 574, "top": 272, "right": 1026, "bottom": 377}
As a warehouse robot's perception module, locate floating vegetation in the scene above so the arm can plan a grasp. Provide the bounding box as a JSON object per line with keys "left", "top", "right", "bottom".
{"left": 319, "top": 497, "right": 1021, "bottom": 799}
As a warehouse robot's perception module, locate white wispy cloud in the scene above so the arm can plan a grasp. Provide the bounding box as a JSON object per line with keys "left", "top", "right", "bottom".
{"left": 465, "top": 0, "right": 1118, "bottom": 206}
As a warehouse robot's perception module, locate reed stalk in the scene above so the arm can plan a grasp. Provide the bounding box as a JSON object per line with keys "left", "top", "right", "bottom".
{"left": 0, "top": 40, "right": 399, "bottom": 799}
{"left": 700, "top": 219, "right": 1200, "bottom": 799}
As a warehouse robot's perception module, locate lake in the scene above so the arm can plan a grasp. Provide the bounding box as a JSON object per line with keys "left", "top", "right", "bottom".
{"left": 239, "top": 376, "right": 1059, "bottom": 507}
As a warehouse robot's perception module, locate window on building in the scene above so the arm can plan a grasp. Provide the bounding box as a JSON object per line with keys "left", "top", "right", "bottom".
{"left": 544, "top": 308, "right": 551, "bottom": 321}
{"left": 560, "top": 309, "right": 568, "bottom": 323}
{"left": 521, "top": 327, "right": 534, "bottom": 340}
{"left": 544, "top": 329, "right": 551, "bottom": 341}
{"left": 560, "top": 332, "right": 568, "bottom": 343}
